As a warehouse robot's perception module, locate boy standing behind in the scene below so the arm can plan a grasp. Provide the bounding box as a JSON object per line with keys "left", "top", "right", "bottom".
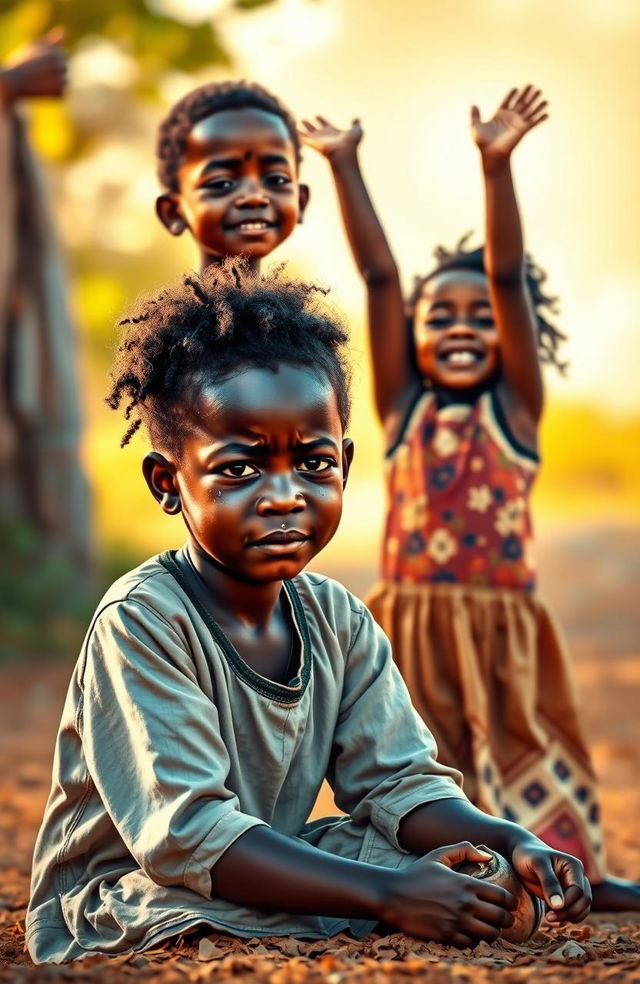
{"left": 155, "top": 81, "right": 309, "bottom": 273}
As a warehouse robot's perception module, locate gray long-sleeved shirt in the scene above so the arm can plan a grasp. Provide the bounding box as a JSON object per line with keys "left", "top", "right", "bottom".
{"left": 27, "top": 549, "right": 466, "bottom": 963}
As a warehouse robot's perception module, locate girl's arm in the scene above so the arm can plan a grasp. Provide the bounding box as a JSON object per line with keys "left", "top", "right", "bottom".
{"left": 299, "top": 118, "right": 421, "bottom": 436}
{"left": 472, "top": 86, "right": 548, "bottom": 435}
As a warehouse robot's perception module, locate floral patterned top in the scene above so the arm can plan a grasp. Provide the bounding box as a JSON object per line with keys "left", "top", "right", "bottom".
{"left": 381, "top": 389, "right": 539, "bottom": 590}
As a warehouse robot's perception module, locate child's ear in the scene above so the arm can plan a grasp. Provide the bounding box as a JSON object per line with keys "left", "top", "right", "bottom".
{"left": 142, "top": 452, "right": 182, "bottom": 514}
{"left": 156, "top": 194, "right": 188, "bottom": 236}
{"left": 297, "top": 184, "right": 310, "bottom": 224}
{"left": 341, "top": 438, "right": 354, "bottom": 489}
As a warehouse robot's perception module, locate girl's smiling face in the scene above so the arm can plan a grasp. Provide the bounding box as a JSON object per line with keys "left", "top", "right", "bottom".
{"left": 151, "top": 364, "right": 352, "bottom": 584}
{"left": 413, "top": 270, "right": 501, "bottom": 392}
{"left": 159, "top": 107, "right": 308, "bottom": 264}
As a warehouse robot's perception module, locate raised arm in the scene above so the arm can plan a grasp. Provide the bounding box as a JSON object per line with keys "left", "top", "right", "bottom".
{"left": 299, "top": 117, "right": 420, "bottom": 432}
{"left": 471, "top": 86, "right": 548, "bottom": 429}
{"left": 0, "top": 29, "right": 67, "bottom": 107}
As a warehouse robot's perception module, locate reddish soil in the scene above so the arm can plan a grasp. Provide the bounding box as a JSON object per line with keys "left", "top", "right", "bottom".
{"left": 1, "top": 525, "right": 639, "bottom": 982}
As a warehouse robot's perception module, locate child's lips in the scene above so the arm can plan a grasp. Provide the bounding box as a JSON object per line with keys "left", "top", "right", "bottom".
{"left": 248, "top": 530, "right": 310, "bottom": 554}
{"left": 438, "top": 347, "right": 485, "bottom": 368}
{"left": 228, "top": 219, "right": 276, "bottom": 235}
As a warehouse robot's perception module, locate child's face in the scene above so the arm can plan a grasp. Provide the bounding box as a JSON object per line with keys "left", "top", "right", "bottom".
{"left": 157, "top": 108, "right": 308, "bottom": 264}
{"left": 413, "top": 270, "right": 500, "bottom": 391}
{"left": 147, "top": 364, "right": 352, "bottom": 584}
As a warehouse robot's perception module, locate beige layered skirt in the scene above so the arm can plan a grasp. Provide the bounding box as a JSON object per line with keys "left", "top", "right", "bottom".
{"left": 367, "top": 581, "right": 606, "bottom": 881}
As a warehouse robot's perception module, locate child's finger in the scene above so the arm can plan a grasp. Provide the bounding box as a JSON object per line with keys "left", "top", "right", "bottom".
{"left": 470, "top": 105, "right": 480, "bottom": 126}
{"left": 526, "top": 112, "right": 549, "bottom": 131}
{"left": 520, "top": 86, "right": 541, "bottom": 111}
{"left": 515, "top": 84, "right": 533, "bottom": 108}
{"left": 299, "top": 119, "right": 315, "bottom": 133}
{"left": 525, "top": 99, "right": 548, "bottom": 121}
{"left": 500, "top": 88, "right": 518, "bottom": 111}
{"left": 316, "top": 115, "right": 332, "bottom": 127}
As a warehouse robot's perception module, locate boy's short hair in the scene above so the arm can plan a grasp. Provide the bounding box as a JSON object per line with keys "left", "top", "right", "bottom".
{"left": 156, "top": 80, "right": 301, "bottom": 193}
{"left": 107, "top": 261, "right": 351, "bottom": 452}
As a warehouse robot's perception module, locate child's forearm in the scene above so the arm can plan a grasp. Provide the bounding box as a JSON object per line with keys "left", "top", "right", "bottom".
{"left": 398, "top": 798, "right": 540, "bottom": 860}
{"left": 482, "top": 158, "right": 525, "bottom": 284}
{"left": 211, "top": 824, "right": 389, "bottom": 919}
{"left": 328, "top": 148, "right": 400, "bottom": 287}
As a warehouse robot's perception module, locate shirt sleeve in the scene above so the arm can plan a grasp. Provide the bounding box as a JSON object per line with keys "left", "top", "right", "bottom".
{"left": 79, "top": 597, "right": 268, "bottom": 899}
{"left": 327, "top": 602, "right": 468, "bottom": 852}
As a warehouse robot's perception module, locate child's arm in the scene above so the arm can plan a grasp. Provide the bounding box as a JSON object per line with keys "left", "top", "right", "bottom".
{"left": 471, "top": 86, "right": 548, "bottom": 438}
{"left": 300, "top": 118, "right": 421, "bottom": 438}
{"left": 213, "top": 825, "right": 516, "bottom": 944}
{"left": 0, "top": 29, "right": 66, "bottom": 106}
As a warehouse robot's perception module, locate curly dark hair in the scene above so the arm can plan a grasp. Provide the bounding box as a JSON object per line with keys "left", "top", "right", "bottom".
{"left": 156, "top": 80, "right": 301, "bottom": 193}
{"left": 406, "top": 233, "right": 567, "bottom": 373}
{"left": 106, "top": 260, "right": 351, "bottom": 452}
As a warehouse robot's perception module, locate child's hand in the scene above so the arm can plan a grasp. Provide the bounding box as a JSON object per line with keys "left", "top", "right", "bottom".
{"left": 471, "top": 85, "right": 548, "bottom": 162}
{"left": 381, "top": 842, "right": 517, "bottom": 945}
{"left": 298, "top": 116, "right": 363, "bottom": 160}
{"left": 1, "top": 28, "right": 67, "bottom": 103}
{"left": 511, "top": 841, "right": 592, "bottom": 924}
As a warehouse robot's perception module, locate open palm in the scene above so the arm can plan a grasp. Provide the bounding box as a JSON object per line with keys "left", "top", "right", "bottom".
{"left": 298, "top": 116, "right": 363, "bottom": 159}
{"left": 471, "top": 86, "right": 548, "bottom": 159}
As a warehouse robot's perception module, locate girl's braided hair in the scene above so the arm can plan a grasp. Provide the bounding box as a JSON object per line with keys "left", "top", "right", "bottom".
{"left": 106, "top": 259, "right": 351, "bottom": 452}
{"left": 406, "top": 233, "right": 567, "bottom": 373}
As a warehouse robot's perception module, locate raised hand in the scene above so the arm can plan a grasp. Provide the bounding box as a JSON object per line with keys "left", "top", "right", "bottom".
{"left": 1, "top": 28, "right": 67, "bottom": 103}
{"left": 511, "top": 840, "right": 592, "bottom": 925}
{"left": 471, "top": 85, "right": 548, "bottom": 162}
{"left": 382, "top": 842, "right": 517, "bottom": 946}
{"left": 298, "top": 116, "right": 363, "bottom": 160}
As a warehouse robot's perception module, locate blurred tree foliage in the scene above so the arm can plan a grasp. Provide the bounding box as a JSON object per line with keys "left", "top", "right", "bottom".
{"left": 0, "top": 0, "right": 279, "bottom": 86}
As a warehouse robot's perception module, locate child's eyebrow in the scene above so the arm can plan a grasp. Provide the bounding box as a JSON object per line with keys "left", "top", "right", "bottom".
{"left": 199, "top": 152, "right": 293, "bottom": 178}
{"left": 427, "top": 300, "right": 454, "bottom": 312}
{"left": 208, "top": 436, "right": 340, "bottom": 460}
{"left": 199, "top": 157, "right": 243, "bottom": 176}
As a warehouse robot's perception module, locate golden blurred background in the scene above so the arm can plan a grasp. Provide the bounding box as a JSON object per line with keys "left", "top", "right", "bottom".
{"left": 1, "top": 0, "right": 639, "bottom": 650}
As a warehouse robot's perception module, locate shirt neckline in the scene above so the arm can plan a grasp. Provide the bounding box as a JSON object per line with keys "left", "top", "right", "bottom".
{"left": 158, "top": 550, "right": 312, "bottom": 704}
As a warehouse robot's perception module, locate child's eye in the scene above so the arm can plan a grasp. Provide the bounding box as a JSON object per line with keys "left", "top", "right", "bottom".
{"left": 265, "top": 173, "right": 291, "bottom": 188}
{"left": 201, "top": 177, "right": 235, "bottom": 193}
{"left": 426, "top": 317, "right": 452, "bottom": 330}
{"left": 298, "top": 457, "right": 335, "bottom": 473}
{"left": 217, "top": 462, "right": 259, "bottom": 479}
{"left": 473, "top": 316, "right": 494, "bottom": 330}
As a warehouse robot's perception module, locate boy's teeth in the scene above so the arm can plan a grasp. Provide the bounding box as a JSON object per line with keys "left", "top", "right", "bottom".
{"left": 447, "top": 351, "right": 477, "bottom": 366}
{"left": 238, "top": 221, "right": 268, "bottom": 230}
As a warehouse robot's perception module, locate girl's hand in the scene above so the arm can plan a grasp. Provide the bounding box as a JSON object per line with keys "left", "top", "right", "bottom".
{"left": 471, "top": 85, "right": 548, "bottom": 163}
{"left": 1, "top": 28, "right": 67, "bottom": 103}
{"left": 298, "top": 116, "right": 363, "bottom": 160}
{"left": 511, "top": 841, "right": 592, "bottom": 924}
{"left": 381, "top": 842, "right": 517, "bottom": 946}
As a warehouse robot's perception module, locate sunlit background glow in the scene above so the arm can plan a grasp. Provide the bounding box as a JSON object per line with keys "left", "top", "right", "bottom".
{"left": 4, "top": 0, "right": 639, "bottom": 571}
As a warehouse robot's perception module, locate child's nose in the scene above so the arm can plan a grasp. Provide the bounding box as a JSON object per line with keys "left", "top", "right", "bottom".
{"left": 256, "top": 476, "right": 306, "bottom": 515}
{"left": 448, "top": 320, "right": 477, "bottom": 336}
{"left": 235, "top": 179, "right": 270, "bottom": 208}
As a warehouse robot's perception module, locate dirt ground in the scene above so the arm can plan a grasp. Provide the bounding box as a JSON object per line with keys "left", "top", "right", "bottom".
{"left": 1, "top": 524, "right": 639, "bottom": 982}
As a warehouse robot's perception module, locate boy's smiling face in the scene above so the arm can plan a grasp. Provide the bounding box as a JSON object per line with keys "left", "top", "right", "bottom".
{"left": 146, "top": 364, "right": 352, "bottom": 584}
{"left": 157, "top": 108, "right": 308, "bottom": 265}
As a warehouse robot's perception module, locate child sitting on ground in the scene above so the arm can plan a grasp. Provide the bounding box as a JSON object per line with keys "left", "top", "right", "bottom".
{"left": 27, "top": 263, "right": 590, "bottom": 963}
{"left": 155, "top": 81, "right": 308, "bottom": 273}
